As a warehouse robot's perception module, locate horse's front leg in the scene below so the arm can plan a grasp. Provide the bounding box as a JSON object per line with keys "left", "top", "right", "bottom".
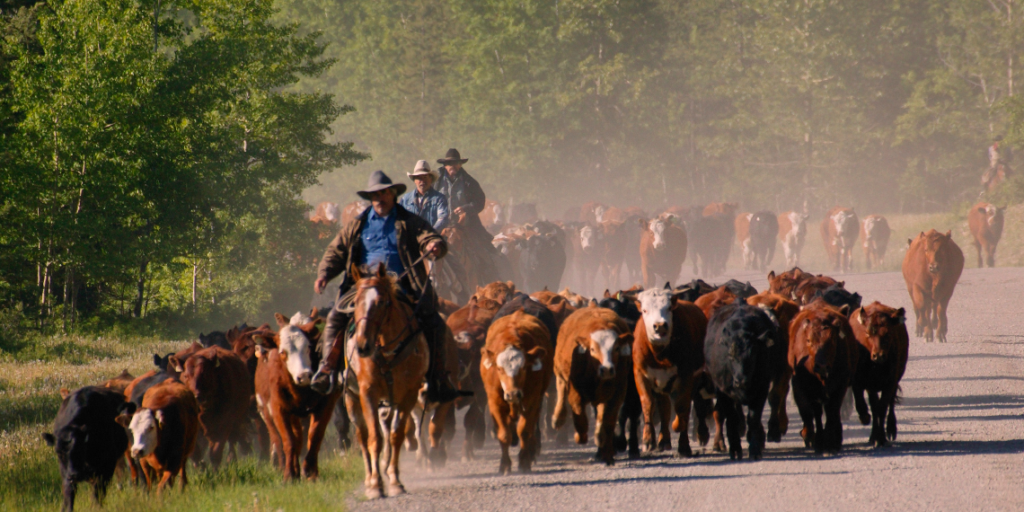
{"left": 386, "top": 407, "right": 411, "bottom": 496}
{"left": 358, "top": 387, "right": 385, "bottom": 500}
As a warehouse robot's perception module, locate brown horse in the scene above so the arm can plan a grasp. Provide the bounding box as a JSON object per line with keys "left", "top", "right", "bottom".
{"left": 343, "top": 264, "right": 429, "bottom": 499}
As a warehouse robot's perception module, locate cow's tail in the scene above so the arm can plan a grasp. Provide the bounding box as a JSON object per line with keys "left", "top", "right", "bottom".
{"left": 893, "top": 384, "right": 903, "bottom": 405}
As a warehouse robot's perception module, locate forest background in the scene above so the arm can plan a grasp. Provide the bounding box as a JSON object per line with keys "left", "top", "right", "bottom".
{"left": 3, "top": 0, "right": 1024, "bottom": 338}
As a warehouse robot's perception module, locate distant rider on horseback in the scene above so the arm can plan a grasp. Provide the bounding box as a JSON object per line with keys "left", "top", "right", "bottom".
{"left": 310, "top": 170, "right": 467, "bottom": 403}
{"left": 433, "top": 148, "right": 504, "bottom": 283}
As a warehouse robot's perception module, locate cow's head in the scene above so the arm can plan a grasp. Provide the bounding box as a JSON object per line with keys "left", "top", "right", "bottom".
{"left": 855, "top": 304, "right": 906, "bottom": 363}
{"left": 271, "top": 312, "right": 315, "bottom": 387}
{"left": 831, "top": 209, "right": 857, "bottom": 245}
{"left": 767, "top": 267, "right": 805, "bottom": 297}
{"left": 482, "top": 344, "right": 547, "bottom": 407}
{"left": 922, "top": 230, "right": 953, "bottom": 274}
{"left": 580, "top": 328, "right": 631, "bottom": 380}
{"left": 594, "top": 205, "right": 607, "bottom": 223}
{"left": 181, "top": 350, "right": 225, "bottom": 405}
{"left": 797, "top": 305, "right": 850, "bottom": 387}
{"left": 579, "top": 224, "right": 603, "bottom": 253}
{"left": 124, "top": 408, "right": 161, "bottom": 459}
{"left": 647, "top": 216, "right": 673, "bottom": 250}
{"left": 636, "top": 288, "right": 675, "bottom": 345}
{"left": 323, "top": 202, "right": 340, "bottom": 223}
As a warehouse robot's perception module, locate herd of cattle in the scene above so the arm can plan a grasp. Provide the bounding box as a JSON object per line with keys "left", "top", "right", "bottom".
{"left": 43, "top": 199, "right": 996, "bottom": 508}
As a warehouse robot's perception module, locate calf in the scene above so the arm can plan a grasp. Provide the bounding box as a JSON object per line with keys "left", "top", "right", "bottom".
{"left": 792, "top": 275, "right": 840, "bottom": 306}
{"left": 254, "top": 312, "right": 340, "bottom": 480}
{"left": 552, "top": 307, "right": 633, "bottom": 465}
{"left": 821, "top": 207, "right": 859, "bottom": 273}
{"left": 180, "top": 345, "right": 253, "bottom": 468}
{"left": 599, "top": 292, "right": 647, "bottom": 457}
{"left": 639, "top": 215, "right": 688, "bottom": 289}
{"left": 694, "top": 286, "right": 737, "bottom": 319}
{"left": 672, "top": 278, "right": 715, "bottom": 303}
{"left": 704, "top": 304, "right": 780, "bottom": 460}
{"left": 777, "top": 212, "right": 809, "bottom": 268}
{"left": 861, "top": 215, "right": 892, "bottom": 270}
{"left": 748, "top": 211, "right": 779, "bottom": 272}
{"left": 44, "top": 386, "right": 134, "bottom": 512}
{"left": 789, "top": 301, "right": 859, "bottom": 453}
{"left": 474, "top": 280, "right": 517, "bottom": 305}
{"left": 632, "top": 289, "right": 707, "bottom": 456}
{"left": 119, "top": 380, "right": 199, "bottom": 492}
{"left": 968, "top": 202, "right": 1005, "bottom": 268}
{"left": 902, "top": 230, "right": 964, "bottom": 342}
{"left": 849, "top": 302, "right": 909, "bottom": 447}
{"left": 767, "top": 267, "right": 811, "bottom": 299}
{"left": 481, "top": 311, "right": 553, "bottom": 474}
{"left": 812, "top": 283, "right": 862, "bottom": 312}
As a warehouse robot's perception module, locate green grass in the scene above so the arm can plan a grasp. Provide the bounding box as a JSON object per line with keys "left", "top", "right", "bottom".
{"left": 0, "top": 334, "right": 363, "bottom": 512}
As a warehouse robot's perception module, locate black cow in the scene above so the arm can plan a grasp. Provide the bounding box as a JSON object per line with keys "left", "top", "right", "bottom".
{"left": 720, "top": 279, "right": 758, "bottom": 302}
{"left": 127, "top": 353, "right": 177, "bottom": 407}
{"left": 749, "top": 211, "right": 779, "bottom": 271}
{"left": 199, "top": 331, "right": 231, "bottom": 349}
{"left": 43, "top": 386, "right": 135, "bottom": 512}
{"left": 704, "top": 304, "right": 779, "bottom": 460}
{"left": 492, "top": 293, "right": 559, "bottom": 343}
{"left": 520, "top": 221, "right": 567, "bottom": 293}
{"left": 672, "top": 278, "right": 715, "bottom": 303}
{"left": 813, "top": 284, "right": 862, "bottom": 313}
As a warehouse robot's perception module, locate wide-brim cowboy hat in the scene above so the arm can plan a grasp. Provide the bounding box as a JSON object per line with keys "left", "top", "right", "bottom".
{"left": 437, "top": 148, "right": 468, "bottom": 165}
{"left": 408, "top": 160, "right": 439, "bottom": 180}
{"left": 357, "top": 170, "right": 407, "bottom": 200}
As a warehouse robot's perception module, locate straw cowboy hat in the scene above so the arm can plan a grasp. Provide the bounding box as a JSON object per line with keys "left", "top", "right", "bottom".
{"left": 437, "top": 148, "right": 468, "bottom": 165}
{"left": 356, "top": 170, "right": 407, "bottom": 200}
{"left": 408, "top": 160, "right": 439, "bottom": 181}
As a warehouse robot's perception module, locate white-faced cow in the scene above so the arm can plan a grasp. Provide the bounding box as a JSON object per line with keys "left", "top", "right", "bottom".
{"left": 821, "top": 207, "right": 859, "bottom": 273}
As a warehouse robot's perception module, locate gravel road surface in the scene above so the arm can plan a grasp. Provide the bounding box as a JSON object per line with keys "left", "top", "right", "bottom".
{"left": 351, "top": 267, "right": 1024, "bottom": 511}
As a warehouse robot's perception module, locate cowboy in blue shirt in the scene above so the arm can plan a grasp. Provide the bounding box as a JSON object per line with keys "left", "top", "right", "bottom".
{"left": 398, "top": 160, "right": 449, "bottom": 231}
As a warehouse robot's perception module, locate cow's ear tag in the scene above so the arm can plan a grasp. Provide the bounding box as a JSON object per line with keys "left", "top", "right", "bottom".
{"left": 576, "top": 345, "right": 587, "bottom": 354}
{"left": 531, "top": 359, "right": 543, "bottom": 372}
{"left": 620, "top": 346, "right": 632, "bottom": 356}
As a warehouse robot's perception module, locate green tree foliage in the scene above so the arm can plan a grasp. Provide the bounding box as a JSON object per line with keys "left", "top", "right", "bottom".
{"left": 0, "top": 0, "right": 364, "bottom": 332}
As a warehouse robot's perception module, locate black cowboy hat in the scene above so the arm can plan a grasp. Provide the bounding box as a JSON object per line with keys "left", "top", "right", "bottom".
{"left": 437, "top": 148, "right": 469, "bottom": 165}
{"left": 357, "top": 170, "right": 407, "bottom": 200}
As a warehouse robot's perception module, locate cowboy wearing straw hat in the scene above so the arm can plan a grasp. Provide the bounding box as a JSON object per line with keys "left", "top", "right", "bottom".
{"left": 399, "top": 160, "right": 449, "bottom": 231}
{"left": 311, "top": 170, "right": 468, "bottom": 402}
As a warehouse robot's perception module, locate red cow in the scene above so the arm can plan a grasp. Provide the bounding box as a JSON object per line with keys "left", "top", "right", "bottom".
{"left": 639, "top": 215, "right": 688, "bottom": 289}
{"left": 580, "top": 202, "right": 609, "bottom": 224}
{"left": 821, "top": 207, "right": 859, "bottom": 273}
{"left": 479, "top": 199, "right": 504, "bottom": 234}
{"left": 967, "top": 202, "right": 1006, "bottom": 268}
{"left": 340, "top": 200, "right": 370, "bottom": 226}
{"left": 481, "top": 311, "right": 553, "bottom": 474}
{"left": 792, "top": 275, "right": 840, "bottom": 306}
{"left": 861, "top": 215, "right": 891, "bottom": 270}
{"left": 767, "top": 267, "right": 812, "bottom": 299}
{"left": 632, "top": 289, "right": 707, "bottom": 456}
{"left": 849, "top": 302, "right": 909, "bottom": 447}
{"left": 735, "top": 212, "right": 753, "bottom": 269}
{"left": 119, "top": 380, "right": 199, "bottom": 493}
{"left": 902, "top": 230, "right": 964, "bottom": 342}
{"left": 552, "top": 307, "right": 633, "bottom": 465}
{"left": 446, "top": 296, "right": 503, "bottom": 460}
{"left": 254, "top": 312, "right": 340, "bottom": 480}
{"left": 179, "top": 345, "right": 253, "bottom": 468}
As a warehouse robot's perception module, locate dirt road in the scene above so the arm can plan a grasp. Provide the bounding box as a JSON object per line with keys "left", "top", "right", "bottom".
{"left": 352, "top": 267, "right": 1024, "bottom": 511}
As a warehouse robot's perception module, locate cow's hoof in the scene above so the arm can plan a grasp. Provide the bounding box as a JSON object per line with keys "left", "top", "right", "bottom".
{"left": 712, "top": 441, "right": 726, "bottom": 452}
{"left": 729, "top": 448, "right": 743, "bottom": 461}
{"left": 628, "top": 448, "right": 641, "bottom": 460}
{"left": 657, "top": 440, "right": 672, "bottom": 452}
{"left": 677, "top": 445, "right": 693, "bottom": 458}
{"left": 766, "top": 427, "right": 781, "bottom": 443}
{"left": 574, "top": 432, "right": 587, "bottom": 445}
{"left": 613, "top": 435, "right": 627, "bottom": 453}
{"left": 858, "top": 414, "right": 870, "bottom": 426}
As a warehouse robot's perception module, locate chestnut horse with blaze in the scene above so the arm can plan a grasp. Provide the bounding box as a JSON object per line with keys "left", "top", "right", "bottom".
{"left": 343, "top": 264, "right": 429, "bottom": 499}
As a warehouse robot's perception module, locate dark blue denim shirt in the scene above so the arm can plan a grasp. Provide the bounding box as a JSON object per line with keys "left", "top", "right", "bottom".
{"left": 398, "top": 188, "right": 449, "bottom": 231}
{"left": 359, "top": 207, "right": 404, "bottom": 274}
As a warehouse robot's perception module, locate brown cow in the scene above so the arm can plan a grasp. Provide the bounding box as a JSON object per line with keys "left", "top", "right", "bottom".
{"left": 99, "top": 370, "right": 135, "bottom": 395}
{"left": 849, "top": 302, "right": 909, "bottom": 447}
{"left": 530, "top": 290, "right": 576, "bottom": 330}
{"left": 118, "top": 380, "right": 199, "bottom": 493}
{"left": 821, "top": 207, "right": 859, "bottom": 273}
{"left": 179, "top": 345, "right": 253, "bottom": 468}
{"left": 777, "top": 212, "right": 809, "bottom": 268}
{"left": 479, "top": 199, "right": 504, "bottom": 234}
{"left": 633, "top": 289, "right": 707, "bottom": 456}
{"left": 597, "top": 220, "right": 628, "bottom": 291}
{"left": 902, "top": 230, "right": 964, "bottom": 342}
{"left": 406, "top": 323, "right": 461, "bottom": 468}
{"left": 481, "top": 311, "right": 553, "bottom": 474}
{"left": 340, "top": 200, "right": 370, "bottom": 226}
{"left": 735, "top": 212, "right": 753, "bottom": 269}
{"left": 254, "top": 312, "right": 340, "bottom": 480}
{"left": 861, "top": 215, "right": 892, "bottom": 270}
{"left": 447, "top": 296, "right": 503, "bottom": 460}
{"left": 474, "top": 281, "right": 517, "bottom": 305}
{"left": 580, "top": 202, "right": 609, "bottom": 224}
{"left": 968, "top": 202, "right": 1006, "bottom": 268}
{"left": 792, "top": 275, "right": 840, "bottom": 306}
{"left": 552, "top": 307, "right": 632, "bottom": 465}
{"left": 639, "top": 215, "right": 688, "bottom": 289}
{"left": 559, "top": 287, "right": 589, "bottom": 309}
{"left": 694, "top": 286, "right": 737, "bottom": 319}
{"left": 746, "top": 292, "right": 800, "bottom": 442}
{"left": 789, "top": 300, "right": 859, "bottom": 454}
{"left": 767, "top": 267, "right": 811, "bottom": 299}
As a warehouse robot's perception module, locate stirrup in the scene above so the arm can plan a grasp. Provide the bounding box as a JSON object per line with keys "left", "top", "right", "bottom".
{"left": 310, "top": 367, "right": 337, "bottom": 395}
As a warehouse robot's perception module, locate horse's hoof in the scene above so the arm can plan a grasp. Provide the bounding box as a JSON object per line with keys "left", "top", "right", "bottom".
{"left": 365, "top": 487, "right": 383, "bottom": 500}
{"left": 387, "top": 484, "right": 406, "bottom": 497}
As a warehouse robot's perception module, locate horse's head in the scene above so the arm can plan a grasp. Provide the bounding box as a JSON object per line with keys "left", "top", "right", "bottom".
{"left": 351, "top": 263, "right": 397, "bottom": 357}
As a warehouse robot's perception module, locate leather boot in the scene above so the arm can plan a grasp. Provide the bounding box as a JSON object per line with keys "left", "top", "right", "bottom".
{"left": 311, "top": 309, "right": 349, "bottom": 395}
